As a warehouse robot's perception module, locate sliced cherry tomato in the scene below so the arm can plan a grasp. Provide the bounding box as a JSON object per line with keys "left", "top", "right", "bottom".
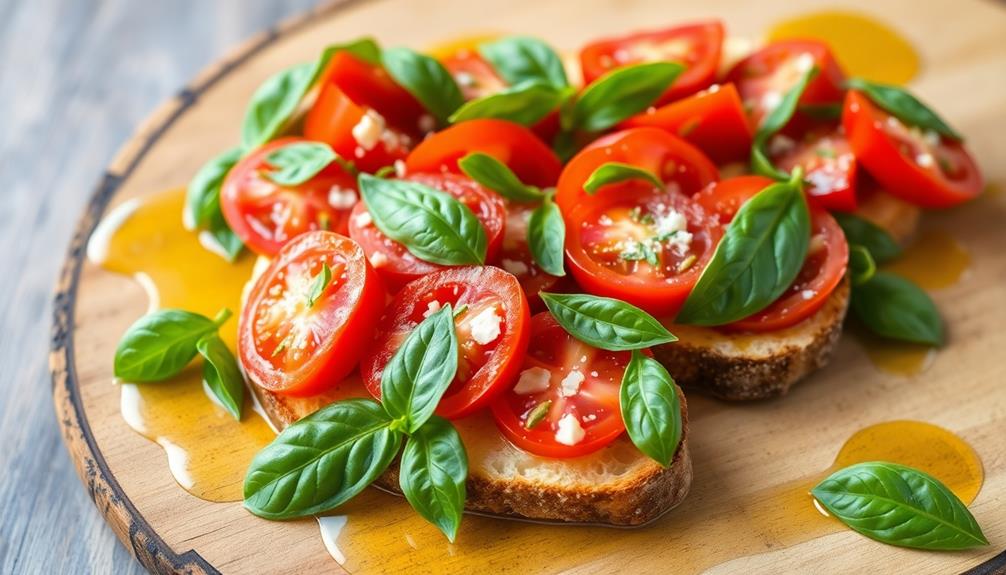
{"left": 348, "top": 173, "right": 506, "bottom": 291}
{"left": 696, "top": 176, "right": 849, "bottom": 331}
{"left": 361, "top": 266, "right": 530, "bottom": 419}
{"left": 441, "top": 49, "right": 507, "bottom": 101}
{"left": 318, "top": 51, "right": 426, "bottom": 133}
{"left": 304, "top": 83, "right": 415, "bottom": 174}
{"left": 623, "top": 83, "right": 753, "bottom": 163}
{"left": 220, "top": 137, "right": 358, "bottom": 256}
{"left": 725, "top": 40, "right": 846, "bottom": 132}
{"left": 842, "top": 90, "right": 983, "bottom": 209}
{"left": 405, "top": 119, "right": 563, "bottom": 187}
{"left": 555, "top": 127, "right": 719, "bottom": 213}
{"left": 239, "top": 231, "right": 384, "bottom": 396}
{"left": 772, "top": 126, "right": 858, "bottom": 212}
{"left": 580, "top": 21, "right": 724, "bottom": 105}
{"left": 490, "top": 312, "right": 631, "bottom": 458}
{"left": 495, "top": 203, "right": 566, "bottom": 310}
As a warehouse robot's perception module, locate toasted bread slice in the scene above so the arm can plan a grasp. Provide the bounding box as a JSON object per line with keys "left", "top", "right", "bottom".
{"left": 855, "top": 188, "right": 921, "bottom": 245}
{"left": 255, "top": 379, "right": 691, "bottom": 526}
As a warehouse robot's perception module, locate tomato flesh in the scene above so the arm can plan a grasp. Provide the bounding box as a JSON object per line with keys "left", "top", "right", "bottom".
{"left": 441, "top": 49, "right": 507, "bottom": 101}
{"left": 773, "top": 126, "right": 858, "bottom": 212}
{"left": 580, "top": 21, "right": 724, "bottom": 105}
{"left": 361, "top": 266, "right": 530, "bottom": 419}
{"left": 318, "top": 51, "right": 426, "bottom": 134}
{"left": 495, "top": 203, "right": 566, "bottom": 310}
{"left": 405, "top": 119, "right": 563, "bottom": 188}
{"left": 239, "top": 231, "right": 384, "bottom": 396}
{"left": 623, "top": 83, "right": 753, "bottom": 163}
{"left": 347, "top": 173, "right": 506, "bottom": 291}
{"left": 842, "top": 90, "right": 983, "bottom": 209}
{"left": 491, "top": 312, "right": 628, "bottom": 458}
{"left": 220, "top": 137, "right": 358, "bottom": 256}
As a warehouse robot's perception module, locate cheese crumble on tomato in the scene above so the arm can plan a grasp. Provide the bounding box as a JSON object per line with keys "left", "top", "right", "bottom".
{"left": 555, "top": 413, "right": 586, "bottom": 446}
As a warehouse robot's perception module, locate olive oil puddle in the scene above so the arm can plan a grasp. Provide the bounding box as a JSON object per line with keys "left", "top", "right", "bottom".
{"left": 316, "top": 420, "right": 982, "bottom": 574}
{"left": 89, "top": 188, "right": 273, "bottom": 502}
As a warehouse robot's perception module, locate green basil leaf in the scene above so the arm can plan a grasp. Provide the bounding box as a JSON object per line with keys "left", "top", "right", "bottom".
{"left": 381, "top": 47, "right": 463, "bottom": 125}
{"left": 572, "top": 62, "right": 683, "bottom": 133}
{"left": 186, "top": 147, "right": 241, "bottom": 229}
{"left": 479, "top": 36, "right": 568, "bottom": 89}
{"left": 527, "top": 196, "right": 566, "bottom": 276}
{"left": 448, "top": 81, "right": 567, "bottom": 126}
{"left": 380, "top": 304, "right": 458, "bottom": 433}
{"left": 620, "top": 350, "right": 682, "bottom": 467}
{"left": 583, "top": 162, "right": 662, "bottom": 195}
{"left": 114, "top": 308, "right": 229, "bottom": 382}
{"left": 399, "top": 416, "right": 468, "bottom": 542}
{"left": 206, "top": 210, "right": 244, "bottom": 262}
{"left": 240, "top": 37, "right": 380, "bottom": 150}
{"left": 358, "top": 174, "right": 487, "bottom": 265}
{"left": 850, "top": 272, "right": 943, "bottom": 345}
{"left": 750, "top": 67, "right": 817, "bottom": 181}
{"left": 798, "top": 102, "right": 843, "bottom": 120}
{"left": 812, "top": 461, "right": 987, "bottom": 550}
{"left": 847, "top": 78, "right": 962, "bottom": 141}
{"left": 196, "top": 334, "right": 245, "bottom": 420}
{"left": 540, "top": 292, "right": 676, "bottom": 351}
{"left": 848, "top": 245, "right": 877, "bottom": 287}
{"left": 458, "top": 152, "right": 544, "bottom": 202}
{"left": 750, "top": 141, "right": 792, "bottom": 181}
{"left": 243, "top": 399, "right": 402, "bottom": 519}
{"left": 677, "top": 178, "right": 810, "bottom": 326}
{"left": 306, "top": 262, "right": 332, "bottom": 308}
{"left": 833, "top": 213, "right": 902, "bottom": 264}
{"left": 264, "top": 141, "right": 337, "bottom": 186}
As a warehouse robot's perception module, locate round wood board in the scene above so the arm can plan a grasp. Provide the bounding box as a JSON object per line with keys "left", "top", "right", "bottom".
{"left": 50, "top": 0, "right": 1006, "bottom": 573}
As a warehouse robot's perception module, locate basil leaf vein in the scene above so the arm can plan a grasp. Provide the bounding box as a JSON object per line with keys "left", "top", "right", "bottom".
{"left": 540, "top": 292, "right": 676, "bottom": 351}
{"left": 196, "top": 333, "right": 245, "bottom": 420}
{"left": 399, "top": 416, "right": 468, "bottom": 542}
{"left": 583, "top": 162, "right": 662, "bottom": 194}
{"left": 448, "top": 81, "right": 567, "bottom": 126}
{"left": 264, "top": 141, "right": 338, "bottom": 186}
{"left": 833, "top": 212, "right": 901, "bottom": 264}
{"left": 571, "top": 62, "right": 683, "bottom": 132}
{"left": 479, "top": 36, "right": 568, "bottom": 89}
{"left": 812, "top": 461, "right": 987, "bottom": 550}
{"left": 114, "top": 309, "right": 227, "bottom": 381}
{"left": 847, "top": 78, "right": 962, "bottom": 141}
{"left": 620, "top": 351, "right": 683, "bottom": 467}
{"left": 458, "top": 152, "right": 544, "bottom": 202}
{"left": 380, "top": 304, "right": 458, "bottom": 433}
{"left": 243, "top": 399, "right": 402, "bottom": 519}
{"left": 358, "top": 174, "right": 487, "bottom": 265}
{"left": 382, "top": 47, "right": 463, "bottom": 125}
{"left": 527, "top": 195, "right": 566, "bottom": 276}
{"left": 851, "top": 271, "right": 943, "bottom": 345}
{"left": 676, "top": 178, "right": 810, "bottom": 326}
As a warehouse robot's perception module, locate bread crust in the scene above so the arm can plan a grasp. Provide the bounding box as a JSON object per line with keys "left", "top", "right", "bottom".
{"left": 654, "top": 276, "right": 850, "bottom": 400}
{"left": 255, "top": 385, "right": 691, "bottom": 526}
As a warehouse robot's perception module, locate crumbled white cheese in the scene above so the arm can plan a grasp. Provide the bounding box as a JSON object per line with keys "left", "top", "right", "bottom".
{"left": 352, "top": 110, "right": 386, "bottom": 151}
{"left": 555, "top": 414, "right": 586, "bottom": 446}
{"left": 653, "top": 210, "right": 688, "bottom": 237}
{"left": 468, "top": 307, "right": 502, "bottom": 345}
{"left": 418, "top": 114, "right": 436, "bottom": 133}
{"left": 394, "top": 159, "right": 407, "bottom": 177}
{"left": 369, "top": 251, "right": 388, "bottom": 268}
{"left": 794, "top": 52, "right": 815, "bottom": 73}
{"left": 665, "top": 230, "right": 693, "bottom": 255}
{"left": 583, "top": 414, "right": 597, "bottom": 422}
{"left": 423, "top": 300, "right": 442, "bottom": 318}
{"left": 327, "top": 186, "right": 358, "bottom": 209}
{"left": 501, "top": 258, "right": 529, "bottom": 276}
{"left": 353, "top": 211, "right": 373, "bottom": 228}
{"left": 915, "top": 152, "right": 935, "bottom": 168}
{"left": 559, "top": 369, "right": 585, "bottom": 397}
{"left": 454, "top": 71, "right": 475, "bottom": 87}
{"left": 760, "top": 91, "right": 782, "bottom": 113}
{"left": 801, "top": 289, "right": 816, "bottom": 300}
{"left": 597, "top": 214, "right": 614, "bottom": 227}
{"left": 513, "top": 367, "right": 552, "bottom": 395}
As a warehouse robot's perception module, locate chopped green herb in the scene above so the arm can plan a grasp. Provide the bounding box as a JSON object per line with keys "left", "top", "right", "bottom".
{"left": 307, "top": 263, "right": 332, "bottom": 308}
{"left": 524, "top": 400, "right": 552, "bottom": 429}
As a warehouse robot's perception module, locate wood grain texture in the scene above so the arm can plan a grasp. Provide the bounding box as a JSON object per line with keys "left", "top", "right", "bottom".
{"left": 0, "top": 1, "right": 317, "bottom": 574}
{"left": 45, "top": 0, "right": 1006, "bottom": 573}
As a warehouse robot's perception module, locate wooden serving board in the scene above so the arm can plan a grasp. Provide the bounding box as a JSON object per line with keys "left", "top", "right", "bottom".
{"left": 51, "top": 0, "right": 1006, "bottom": 573}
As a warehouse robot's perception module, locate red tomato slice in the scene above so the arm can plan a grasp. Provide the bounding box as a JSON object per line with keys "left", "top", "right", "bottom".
{"left": 440, "top": 49, "right": 507, "bottom": 101}
{"left": 319, "top": 51, "right": 426, "bottom": 133}
{"left": 361, "top": 266, "right": 531, "bottom": 419}
{"left": 239, "top": 231, "right": 384, "bottom": 396}
{"left": 304, "top": 83, "right": 415, "bottom": 174}
{"left": 405, "top": 119, "right": 563, "bottom": 187}
{"left": 220, "top": 137, "right": 358, "bottom": 256}
{"left": 565, "top": 188, "right": 722, "bottom": 317}
{"left": 495, "top": 203, "right": 567, "bottom": 310}
{"left": 772, "top": 126, "right": 858, "bottom": 212}
{"left": 696, "top": 176, "right": 849, "bottom": 331}
{"left": 347, "top": 173, "right": 506, "bottom": 291}
{"left": 725, "top": 40, "right": 846, "bottom": 132}
{"left": 580, "top": 20, "right": 724, "bottom": 105}
{"left": 623, "top": 83, "right": 753, "bottom": 163}
{"left": 490, "top": 312, "right": 629, "bottom": 458}
{"left": 555, "top": 127, "right": 719, "bottom": 214}
{"left": 842, "top": 90, "right": 983, "bottom": 209}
